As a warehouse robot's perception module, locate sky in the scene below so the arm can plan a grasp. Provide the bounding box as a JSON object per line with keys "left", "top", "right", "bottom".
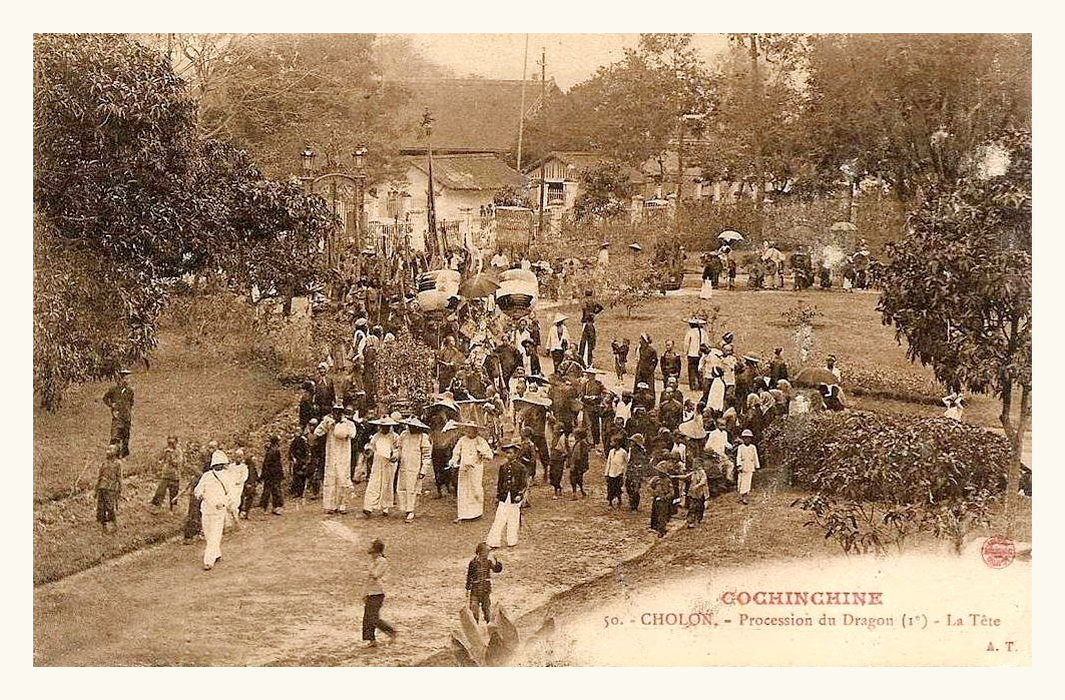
{"left": 404, "top": 34, "right": 730, "bottom": 90}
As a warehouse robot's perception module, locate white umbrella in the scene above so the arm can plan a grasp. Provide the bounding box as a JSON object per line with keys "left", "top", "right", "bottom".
{"left": 718, "top": 230, "right": 745, "bottom": 242}
{"left": 830, "top": 221, "right": 858, "bottom": 232}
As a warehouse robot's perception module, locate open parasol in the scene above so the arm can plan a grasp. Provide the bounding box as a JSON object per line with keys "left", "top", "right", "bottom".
{"left": 793, "top": 367, "right": 841, "bottom": 388}
{"left": 717, "top": 230, "right": 745, "bottom": 243}
{"left": 458, "top": 272, "right": 500, "bottom": 299}
{"left": 830, "top": 221, "right": 858, "bottom": 232}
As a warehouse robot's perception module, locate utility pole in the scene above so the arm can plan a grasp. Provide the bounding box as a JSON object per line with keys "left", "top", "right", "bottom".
{"left": 537, "top": 46, "right": 547, "bottom": 240}
{"left": 516, "top": 34, "right": 529, "bottom": 175}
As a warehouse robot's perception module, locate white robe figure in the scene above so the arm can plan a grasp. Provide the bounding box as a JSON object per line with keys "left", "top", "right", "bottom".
{"left": 699, "top": 276, "right": 714, "bottom": 299}
{"left": 736, "top": 443, "right": 761, "bottom": 496}
{"left": 451, "top": 434, "right": 493, "bottom": 521}
{"left": 704, "top": 428, "right": 734, "bottom": 480}
{"left": 225, "top": 460, "right": 248, "bottom": 516}
{"left": 395, "top": 430, "right": 432, "bottom": 516}
{"left": 708, "top": 376, "right": 726, "bottom": 413}
{"left": 194, "top": 468, "right": 236, "bottom": 569}
{"left": 364, "top": 430, "right": 398, "bottom": 514}
{"left": 314, "top": 416, "right": 356, "bottom": 513}
{"left": 597, "top": 248, "right": 610, "bottom": 267}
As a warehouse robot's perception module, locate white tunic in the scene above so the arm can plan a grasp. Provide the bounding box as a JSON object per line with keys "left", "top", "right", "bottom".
{"left": 395, "top": 431, "right": 431, "bottom": 513}
{"left": 364, "top": 431, "right": 398, "bottom": 513}
{"left": 546, "top": 324, "right": 570, "bottom": 352}
{"left": 451, "top": 435, "right": 493, "bottom": 520}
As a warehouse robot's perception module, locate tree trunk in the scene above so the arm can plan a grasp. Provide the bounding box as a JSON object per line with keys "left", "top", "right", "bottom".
{"left": 1003, "top": 382, "right": 1030, "bottom": 540}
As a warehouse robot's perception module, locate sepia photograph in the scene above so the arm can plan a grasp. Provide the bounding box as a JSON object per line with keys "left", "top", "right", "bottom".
{"left": 29, "top": 24, "right": 1034, "bottom": 668}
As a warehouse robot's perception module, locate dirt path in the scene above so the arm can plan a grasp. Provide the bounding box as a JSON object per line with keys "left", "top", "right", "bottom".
{"left": 33, "top": 455, "right": 656, "bottom": 666}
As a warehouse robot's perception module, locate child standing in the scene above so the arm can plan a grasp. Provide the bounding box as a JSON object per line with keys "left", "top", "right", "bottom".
{"left": 736, "top": 429, "right": 761, "bottom": 505}
{"left": 549, "top": 427, "right": 569, "bottom": 498}
{"left": 259, "top": 435, "right": 285, "bottom": 515}
{"left": 465, "top": 542, "right": 504, "bottom": 623}
{"left": 568, "top": 428, "right": 591, "bottom": 499}
{"left": 611, "top": 337, "right": 630, "bottom": 382}
{"left": 625, "top": 433, "right": 646, "bottom": 511}
{"left": 648, "top": 461, "right": 674, "bottom": 537}
{"left": 150, "top": 436, "right": 184, "bottom": 512}
{"left": 96, "top": 443, "right": 123, "bottom": 533}
{"left": 604, "top": 438, "right": 628, "bottom": 508}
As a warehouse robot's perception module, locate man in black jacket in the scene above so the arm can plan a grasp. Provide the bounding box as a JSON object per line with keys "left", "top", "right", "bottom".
{"left": 486, "top": 443, "right": 527, "bottom": 549}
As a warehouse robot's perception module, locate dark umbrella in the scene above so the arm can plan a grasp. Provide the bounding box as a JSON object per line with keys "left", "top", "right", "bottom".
{"left": 793, "top": 367, "right": 840, "bottom": 388}
{"left": 459, "top": 273, "right": 501, "bottom": 299}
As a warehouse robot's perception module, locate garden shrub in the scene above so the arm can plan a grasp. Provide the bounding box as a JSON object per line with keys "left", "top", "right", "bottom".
{"left": 764, "top": 411, "right": 1010, "bottom": 555}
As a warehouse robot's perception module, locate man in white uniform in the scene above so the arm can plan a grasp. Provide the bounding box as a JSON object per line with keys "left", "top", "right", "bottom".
{"left": 194, "top": 451, "right": 236, "bottom": 571}
{"left": 736, "top": 429, "right": 761, "bottom": 505}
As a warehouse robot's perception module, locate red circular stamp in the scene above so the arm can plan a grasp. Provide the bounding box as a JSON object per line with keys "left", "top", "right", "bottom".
{"left": 981, "top": 536, "right": 1016, "bottom": 569}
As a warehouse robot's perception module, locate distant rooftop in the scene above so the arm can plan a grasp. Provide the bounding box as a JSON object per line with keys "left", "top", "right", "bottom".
{"left": 392, "top": 78, "right": 561, "bottom": 154}
{"left": 405, "top": 153, "right": 520, "bottom": 191}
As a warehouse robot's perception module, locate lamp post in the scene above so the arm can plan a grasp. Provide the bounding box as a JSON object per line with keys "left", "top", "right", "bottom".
{"left": 353, "top": 145, "right": 368, "bottom": 278}
{"left": 299, "top": 145, "right": 315, "bottom": 194}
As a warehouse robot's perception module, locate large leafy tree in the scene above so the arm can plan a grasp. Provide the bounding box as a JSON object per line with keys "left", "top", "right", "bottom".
{"left": 877, "top": 129, "right": 1031, "bottom": 536}
{"left": 523, "top": 34, "right": 712, "bottom": 176}
{"left": 140, "top": 33, "right": 412, "bottom": 181}
{"left": 33, "top": 33, "right": 334, "bottom": 409}
{"left": 802, "top": 34, "right": 1031, "bottom": 201}
{"left": 573, "top": 163, "right": 636, "bottom": 222}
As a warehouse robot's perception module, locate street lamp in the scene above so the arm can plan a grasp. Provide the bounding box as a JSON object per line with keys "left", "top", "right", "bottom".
{"left": 353, "top": 145, "right": 368, "bottom": 278}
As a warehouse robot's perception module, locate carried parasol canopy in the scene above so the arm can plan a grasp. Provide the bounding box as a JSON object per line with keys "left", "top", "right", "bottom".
{"left": 830, "top": 221, "right": 858, "bottom": 232}
{"left": 793, "top": 367, "right": 841, "bottom": 388}
{"left": 628, "top": 242, "right": 643, "bottom": 252}
{"left": 458, "top": 272, "right": 500, "bottom": 299}
{"left": 718, "top": 230, "right": 745, "bottom": 243}
{"left": 761, "top": 247, "right": 787, "bottom": 265}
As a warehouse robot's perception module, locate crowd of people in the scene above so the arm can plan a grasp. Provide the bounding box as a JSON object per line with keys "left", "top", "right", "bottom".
{"left": 89, "top": 244, "right": 877, "bottom": 650}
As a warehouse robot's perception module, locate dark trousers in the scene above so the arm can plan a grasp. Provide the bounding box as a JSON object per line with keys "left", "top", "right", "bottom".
{"left": 531, "top": 434, "right": 551, "bottom": 479}
{"left": 239, "top": 484, "right": 257, "bottom": 514}
{"left": 606, "top": 475, "right": 623, "bottom": 504}
{"left": 111, "top": 420, "right": 131, "bottom": 458}
{"left": 151, "top": 478, "right": 179, "bottom": 509}
{"left": 469, "top": 591, "right": 492, "bottom": 623}
{"left": 184, "top": 494, "right": 202, "bottom": 540}
{"left": 550, "top": 349, "right": 565, "bottom": 368}
{"left": 362, "top": 594, "right": 395, "bottom": 641}
{"left": 651, "top": 497, "right": 671, "bottom": 535}
{"left": 260, "top": 481, "right": 284, "bottom": 511}
{"left": 687, "top": 356, "right": 701, "bottom": 391}
{"left": 570, "top": 466, "right": 586, "bottom": 493}
{"left": 96, "top": 489, "right": 117, "bottom": 524}
{"left": 687, "top": 496, "right": 705, "bottom": 525}
{"left": 584, "top": 409, "right": 601, "bottom": 445}
{"left": 549, "top": 459, "right": 565, "bottom": 490}
{"left": 625, "top": 478, "right": 642, "bottom": 511}
{"left": 432, "top": 448, "right": 453, "bottom": 495}
{"left": 289, "top": 465, "right": 308, "bottom": 497}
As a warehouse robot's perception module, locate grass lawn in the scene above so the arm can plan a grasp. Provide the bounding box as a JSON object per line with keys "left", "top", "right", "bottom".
{"left": 33, "top": 326, "right": 300, "bottom": 584}
{"left": 33, "top": 329, "right": 296, "bottom": 503}
{"left": 540, "top": 287, "right": 1010, "bottom": 430}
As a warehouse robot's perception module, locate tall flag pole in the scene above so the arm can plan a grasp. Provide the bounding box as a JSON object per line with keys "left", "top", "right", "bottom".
{"left": 422, "top": 107, "right": 439, "bottom": 260}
